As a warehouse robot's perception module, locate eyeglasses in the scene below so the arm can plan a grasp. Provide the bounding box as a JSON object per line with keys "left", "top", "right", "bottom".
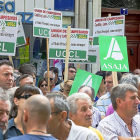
{"left": 69, "top": 70, "right": 76, "bottom": 73}
{"left": 51, "top": 111, "right": 62, "bottom": 115}
{"left": 40, "top": 84, "right": 48, "bottom": 87}
{"left": 17, "top": 94, "right": 32, "bottom": 100}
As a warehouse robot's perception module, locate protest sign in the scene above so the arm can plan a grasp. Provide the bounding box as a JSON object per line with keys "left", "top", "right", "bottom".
{"left": 0, "top": 14, "right": 18, "bottom": 56}
{"left": 33, "top": 8, "right": 62, "bottom": 38}
{"left": 49, "top": 28, "right": 89, "bottom": 60}
{"left": 99, "top": 35, "right": 129, "bottom": 72}
{"left": 16, "top": 17, "right": 26, "bottom": 47}
{"left": 68, "top": 36, "right": 98, "bottom": 63}
{"left": 69, "top": 69, "right": 102, "bottom": 97}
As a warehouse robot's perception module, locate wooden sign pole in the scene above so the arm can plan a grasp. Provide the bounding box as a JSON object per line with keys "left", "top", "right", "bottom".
{"left": 9, "top": 56, "right": 14, "bottom": 70}
{"left": 108, "top": 13, "right": 118, "bottom": 86}
{"left": 64, "top": 26, "right": 71, "bottom": 82}
{"left": 46, "top": 38, "right": 50, "bottom": 92}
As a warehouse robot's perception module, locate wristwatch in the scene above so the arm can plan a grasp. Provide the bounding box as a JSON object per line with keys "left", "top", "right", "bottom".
{"left": 132, "top": 137, "right": 136, "bottom": 140}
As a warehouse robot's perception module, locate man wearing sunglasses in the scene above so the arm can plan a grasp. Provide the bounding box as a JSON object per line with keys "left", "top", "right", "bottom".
{"left": 44, "top": 71, "right": 55, "bottom": 91}
{"left": 52, "top": 65, "right": 76, "bottom": 91}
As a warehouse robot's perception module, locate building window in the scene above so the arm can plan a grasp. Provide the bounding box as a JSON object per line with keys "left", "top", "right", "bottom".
{"left": 102, "top": 0, "right": 140, "bottom": 10}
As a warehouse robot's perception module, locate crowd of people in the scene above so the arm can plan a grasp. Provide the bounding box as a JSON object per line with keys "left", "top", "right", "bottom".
{"left": 0, "top": 59, "right": 140, "bottom": 140}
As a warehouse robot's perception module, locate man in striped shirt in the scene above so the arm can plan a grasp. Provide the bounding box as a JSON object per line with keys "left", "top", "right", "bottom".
{"left": 98, "top": 84, "right": 140, "bottom": 140}
{"left": 96, "top": 72, "right": 122, "bottom": 119}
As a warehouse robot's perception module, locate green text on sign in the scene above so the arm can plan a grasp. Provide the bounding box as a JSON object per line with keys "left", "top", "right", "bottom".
{"left": 99, "top": 35, "right": 129, "bottom": 72}
{"left": 49, "top": 49, "right": 87, "bottom": 59}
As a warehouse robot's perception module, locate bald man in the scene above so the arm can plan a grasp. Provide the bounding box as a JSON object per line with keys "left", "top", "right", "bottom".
{"left": 8, "top": 95, "right": 57, "bottom": 140}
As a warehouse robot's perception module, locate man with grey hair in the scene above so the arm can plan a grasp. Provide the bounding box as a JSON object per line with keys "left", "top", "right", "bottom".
{"left": 98, "top": 84, "right": 140, "bottom": 140}
{"left": 46, "top": 92, "right": 100, "bottom": 140}
{"left": 67, "top": 92, "right": 103, "bottom": 140}
{"left": 0, "top": 89, "right": 11, "bottom": 135}
{"left": 44, "top": 71, "right": 55, "bottom": 91}
{"left": 16, "top": 74, "right": 34, "bottom": 87}
{"left": 78, "top": 85, "right": 101, "bottom": 128}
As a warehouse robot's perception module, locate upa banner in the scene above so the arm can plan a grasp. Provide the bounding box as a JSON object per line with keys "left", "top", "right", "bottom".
{"left": 49, "top": 28, "right": 89, "bottom": 60}
{"left": 69, "top": 69, "right": 102, "bottom": 97}
{"left": 33, "top": 8, "right": 62, "bottom": 38}
{"left": 16, "top": 17, "right": 26, "bottom": 47}
{"left": 99, "top": 35, "right": 129, "bottom": 72}
{"left": 68, "top": 36, "right": 99, "bottom": 63}
{"left": 0, "top": 14, "right": 18, "bottom": 56}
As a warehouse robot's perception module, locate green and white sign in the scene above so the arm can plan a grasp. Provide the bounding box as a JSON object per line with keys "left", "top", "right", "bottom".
{"left": 68, "top": 36, "right": 98, "bottom": 63}
{"left": 69, "top": 69, "right": 103, "bottom": 97}
{"left": 0, "top": 14, "right": 18, "bottom": 56}
{"left": 33, "top": 8, "right": 62, "bottom": 38}
{"left": 49, "top": 28, "right": 89, "bottom": 60}
{"left": 16, "top": 17, "right": 26, "bottom": 47}
{"left": 99, "top": 35, "right": 129, "bottom": 72}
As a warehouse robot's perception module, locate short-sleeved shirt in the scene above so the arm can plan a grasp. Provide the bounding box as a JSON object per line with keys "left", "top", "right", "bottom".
{"left": 5, "top": 118, "right": 23, "bottom": 139}
{"left": 67, "top": 120, "right": 100, "bottom": 140}
{"left": 98, "top": 111, "right": 140, "bottom": 140}
{"left": 96, "top": 92, "right": 111, "bottom": 116}
{"left": 8, "top": 134, "right": 57, "bottom": 140}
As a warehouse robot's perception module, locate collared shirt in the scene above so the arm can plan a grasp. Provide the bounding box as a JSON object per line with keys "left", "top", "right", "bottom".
{"left": 96, "top": 92, "right": 111, "bottom": 116}
{"left": 67, "top": 120, "right": 100, "bottom": 140}
{"left": 97, "top": 111, "right": 140, "bottom": 140}
{"left": 92, "top": 107, "right": 101, "bottom": 128}
{"left": 5, "top": 118, "right": 23, "bottom": 139}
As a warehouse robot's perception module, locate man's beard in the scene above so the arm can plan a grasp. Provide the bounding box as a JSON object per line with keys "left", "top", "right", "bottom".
{"left": 0, "top": 122, "right": 8, "bottom": 134}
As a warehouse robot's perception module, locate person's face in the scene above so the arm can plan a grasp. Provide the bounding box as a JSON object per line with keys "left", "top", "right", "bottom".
{"left": 20, "top": 77, "right": 34, "bottom": 86}
{"left": 31, "top": 73, "right": 36, "bottom": 86}
{"left": 137, "top": 83, "right": 140, "bottom": 100}
{"left": 105, "top": 75, "right": 113, "bottom": 92}
{"left": 70, "top": 99, "right": 93, "bottom": 127}
{"left": 47, "top": 98, "right": 61, "bottom": 134}
{"left": 39, "top": 81, "right": 48, "bottom": 95}
{"left": 78, "top": 87, "right": 93, "bottom": 101}
{"left": 45, "top": 72, "right": 55, "bottom": 87}
{"left": 133, "top": 69, "right": 140, "bottom": 76}
{"left": 14, "top": 93, "right": 32, "bottom": 112}
{"left": 0, "top": 100, "right": 10, "bottom": 134}
{"left": 68, "top": 68, "right": 76, "bottom": 80}
{"left": 0, "top": 65, "right": 14, "bottom": 90}
{"left": 121, "top": 91, "right": 140, "bottom": 117}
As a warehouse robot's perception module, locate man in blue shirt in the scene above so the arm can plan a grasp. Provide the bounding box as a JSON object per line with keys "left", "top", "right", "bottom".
{"left": 9, "top": 95, "right": 57, "bottom": 140}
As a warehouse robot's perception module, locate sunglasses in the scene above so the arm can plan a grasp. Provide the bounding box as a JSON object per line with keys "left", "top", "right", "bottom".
{"left": 40, "top": 84, "right": 48, "bottom": 87}
{"left": 69, "top": 70, "right": 76, "bottom": 73}
{"left": 17, "top": 94, "right": 32, "bottom": 100}
{"left": 45, "top": 78, "right": 53, "bottom": 81}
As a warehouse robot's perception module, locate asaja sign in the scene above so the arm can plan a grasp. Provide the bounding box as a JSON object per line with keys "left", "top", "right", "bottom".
{"left": 49, "top": 28, "right": 89, "bottom": 60}
{"left": 33, "top": 8, "right": 62, "bottom": 38}
{"left": 99, "top": 35, "right": 129, "bottom": 72}
{"left": 0, "top": 14, "right": 18, "bottom": 56}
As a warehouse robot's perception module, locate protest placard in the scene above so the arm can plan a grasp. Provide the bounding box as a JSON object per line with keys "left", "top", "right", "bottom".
{"left": 0, "top": 14, "right": 18, "bottom": 56}
{"left": 33, "top": 8, "right": 62, "bottom": 38}
{"left": 69, "top": 69, "right": 102, "bottom": 97}
{"left": 99, "top": 35, "right": 129, "bottom": 72}
{"left": 68, "top": 36, "right": 98, "bottom": 63}
{"left": 16, "top": 17, "right": 26, "bottom": 47}
{"left": 49, "top": 28, "right": 89, "bottom": 60}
